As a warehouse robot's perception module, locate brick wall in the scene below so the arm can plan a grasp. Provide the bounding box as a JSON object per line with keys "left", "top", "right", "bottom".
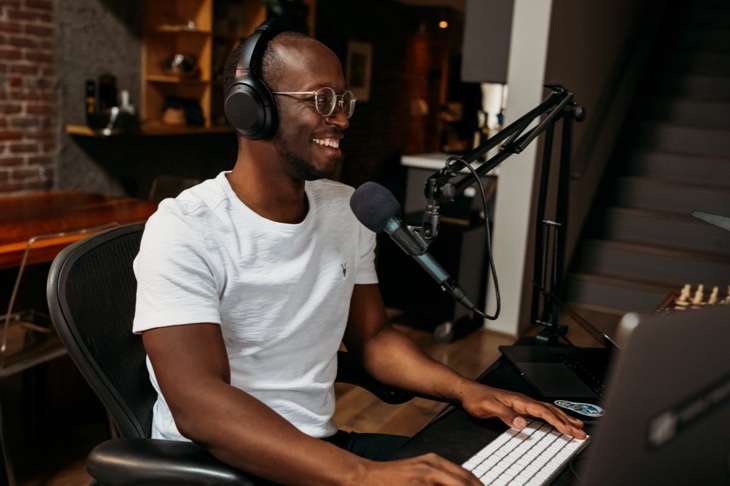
{"left": 0, "top": 0, "right": 56, "bottom": 195}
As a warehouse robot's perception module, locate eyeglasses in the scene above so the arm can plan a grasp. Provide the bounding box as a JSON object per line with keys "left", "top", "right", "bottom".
{"left": 272, "top": 87, "right": 357, "bottom": 119}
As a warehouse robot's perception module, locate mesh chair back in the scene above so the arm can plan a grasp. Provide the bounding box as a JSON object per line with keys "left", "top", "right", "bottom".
{"left": 47, "top": 223, "right": 155, "bottom": 438}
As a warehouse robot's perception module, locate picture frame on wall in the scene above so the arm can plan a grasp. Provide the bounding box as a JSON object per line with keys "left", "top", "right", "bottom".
{"left": 346, "top": 41, "right": 372, "bottom": 103}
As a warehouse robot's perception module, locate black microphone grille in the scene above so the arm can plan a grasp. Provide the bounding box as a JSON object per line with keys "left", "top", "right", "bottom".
{"left": 349, "top": 181, "right": 402, "bottom": 233}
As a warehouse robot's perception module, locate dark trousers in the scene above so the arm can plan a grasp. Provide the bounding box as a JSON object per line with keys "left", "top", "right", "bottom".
{"left": 322, "top": 430, "right": 410, "bottom": 461}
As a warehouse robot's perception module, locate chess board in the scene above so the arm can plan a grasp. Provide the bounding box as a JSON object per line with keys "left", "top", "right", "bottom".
{"left": 655, "top": 284, "right": 730, "bottom": 314}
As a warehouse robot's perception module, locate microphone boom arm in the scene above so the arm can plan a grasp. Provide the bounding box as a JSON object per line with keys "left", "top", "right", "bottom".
{"left": 423, "top": 85, "right": 580, "bottom": 206}
{"left": 420, "top": 84, "right": 585, "bottom": 343}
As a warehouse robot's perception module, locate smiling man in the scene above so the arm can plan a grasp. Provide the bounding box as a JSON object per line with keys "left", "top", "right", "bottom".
{"left": 132, "top": 20, "right": 584, "bottom": 486}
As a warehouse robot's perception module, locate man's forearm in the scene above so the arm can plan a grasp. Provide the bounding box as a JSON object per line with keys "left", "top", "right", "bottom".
{"left": 353, "top": 325, "right": 477, "bottom": 405}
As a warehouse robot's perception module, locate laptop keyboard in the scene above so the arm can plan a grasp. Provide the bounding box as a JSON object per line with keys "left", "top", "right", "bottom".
{"left": 559, "top": 352, "right": 607, "bottom": 396}
{"left": 462, "top": 419, "right": 589, "bottom": 485}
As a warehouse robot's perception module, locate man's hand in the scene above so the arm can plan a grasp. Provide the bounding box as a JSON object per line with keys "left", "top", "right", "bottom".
{"left": 459, "top": 383, "right": 587, "bottom": 439}
{"left": 357, "top": 454, "right": 482, "bottom": 486}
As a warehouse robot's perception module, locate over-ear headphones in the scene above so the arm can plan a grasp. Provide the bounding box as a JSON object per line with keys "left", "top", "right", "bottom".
{"left": 224, "top": 18, "right": 298, "bottom": 140}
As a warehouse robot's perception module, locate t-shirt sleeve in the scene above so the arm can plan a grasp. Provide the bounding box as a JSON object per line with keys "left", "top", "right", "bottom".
{"left": 132, "top": 207, "right": 222, "bottom": 333}
{"left": 354, "top": 222, "right": 378, "bottom": 285}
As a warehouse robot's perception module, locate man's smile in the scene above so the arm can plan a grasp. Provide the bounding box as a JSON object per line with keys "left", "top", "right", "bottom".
{"left": 313, "top": 137, "right": 340, "bottom": 149}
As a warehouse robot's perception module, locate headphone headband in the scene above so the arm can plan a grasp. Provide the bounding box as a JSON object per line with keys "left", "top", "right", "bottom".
{"left": 224, "top": 18, "right": 300, "bottom": 140}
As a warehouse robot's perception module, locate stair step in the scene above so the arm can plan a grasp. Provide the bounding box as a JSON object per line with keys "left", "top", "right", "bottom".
{"left": 657, "top": 74, "right": 730, "bottom": 100}
{"left": 612, "top": 176, "right": 730, "bottom": 214}
{"left": 671, "top": 28, "right": 730, "bottom": 52}
{"left": 683, "top": 0, "right": 730, "bottom": 7}
{"left": 594, "top": 207, "right": 730, "bottom": 256}
{"left": 678, "top": 6, "right": 730, "bottom": 30}
{"left": 673, "top": 29, "right": 730, "bottom": 53}
{"left": 637, "top": 122, "right": 730, "bottom": 158}
{"left": 625, "top": 150, "right": 730, "bottom": 185}
{"left": 644, "top": 97, "right": 730, "bottom": 128}
{"left": 573, "top": 239, "right": 730, "bottom": 288}
{"left": 564, "top": 273, "right": 676, "bottom": 315}
{"left": 664, "top": 51, "right": 730, "bottom": 76}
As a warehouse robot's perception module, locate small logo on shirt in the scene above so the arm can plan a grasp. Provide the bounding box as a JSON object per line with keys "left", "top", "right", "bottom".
{"left": 341, "top": 263, "right": 347, "bottom": 278}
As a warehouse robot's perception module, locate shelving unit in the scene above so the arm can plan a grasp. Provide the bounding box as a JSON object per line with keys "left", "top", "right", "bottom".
{"left": 66, "top": 0, "right": 316, "bottom": 137}
{"left": 142, "top": 0, "right": 214, "bottom": 130}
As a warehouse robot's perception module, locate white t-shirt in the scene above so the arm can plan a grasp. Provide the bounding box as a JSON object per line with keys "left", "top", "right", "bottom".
{"left": 133, "top": 171, "right": 378, "bottom": 440}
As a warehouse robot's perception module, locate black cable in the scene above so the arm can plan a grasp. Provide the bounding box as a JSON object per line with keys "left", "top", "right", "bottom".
{"left": 444, "top": 156, "right": 500, "bottom": 321}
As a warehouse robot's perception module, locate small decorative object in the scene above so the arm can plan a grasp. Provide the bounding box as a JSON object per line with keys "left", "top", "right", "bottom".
{"left": 161, "top": 107, "right": 187, "bottom": 127}
{"left": 162, "top": 96, "right": 205, "bottom": 127}
{"left": 163, "top": 54, "right": 198, "bottom": 78}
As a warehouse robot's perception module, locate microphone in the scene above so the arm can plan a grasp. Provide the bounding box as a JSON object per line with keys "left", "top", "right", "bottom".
{"left": 350, "top": 182, "right": 475, "bottom": 310}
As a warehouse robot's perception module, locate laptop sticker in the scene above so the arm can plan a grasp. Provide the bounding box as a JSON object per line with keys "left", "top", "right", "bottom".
{"left": 554, "top": 400, "right": 605, "bottom": 418}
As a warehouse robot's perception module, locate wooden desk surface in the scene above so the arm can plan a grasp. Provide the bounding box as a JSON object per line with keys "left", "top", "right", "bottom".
{"left": 0, "top": 191, "right": 158, "bottom": 270}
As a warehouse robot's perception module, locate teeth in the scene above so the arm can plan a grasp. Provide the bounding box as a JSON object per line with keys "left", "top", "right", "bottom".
{"left": 313, "top": 138, "right": 339, "bottom": 148}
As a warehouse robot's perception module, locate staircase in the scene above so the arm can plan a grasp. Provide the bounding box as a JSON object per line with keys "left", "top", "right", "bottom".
{"left": 564, "top": 0, "right": 730, "bottom": 321}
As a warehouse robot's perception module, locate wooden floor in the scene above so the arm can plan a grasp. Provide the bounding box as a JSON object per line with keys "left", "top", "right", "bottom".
{"left": 14, "top": 309, "right": 619, "bottom": 486}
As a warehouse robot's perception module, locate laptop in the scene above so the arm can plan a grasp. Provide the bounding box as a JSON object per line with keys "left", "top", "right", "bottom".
{"left": 499, "top": 305, "right": 621, "bottom": 420}
{"left": 579, "top": 304, "right": 730, "bottom": 485}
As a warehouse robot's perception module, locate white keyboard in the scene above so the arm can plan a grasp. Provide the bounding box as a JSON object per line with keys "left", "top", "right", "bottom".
{"left": 462, "top": 419, "right": 589, "bottom": 486}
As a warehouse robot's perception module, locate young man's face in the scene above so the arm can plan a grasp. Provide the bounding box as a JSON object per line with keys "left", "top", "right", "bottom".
{"left": 269, "top": 39, "right": 350, "bottom": 181}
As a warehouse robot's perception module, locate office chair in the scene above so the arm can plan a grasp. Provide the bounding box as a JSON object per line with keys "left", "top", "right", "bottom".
{"left": 46, "top": 223, "right": 411, "bottom": 485}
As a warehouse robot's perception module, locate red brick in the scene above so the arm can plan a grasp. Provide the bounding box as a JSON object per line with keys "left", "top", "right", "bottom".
{"left": 9, "top": 143, "right": 37, "bottom": 153}
{"left": 9, "top": 116, "right": 41, "bottom": 128}
{"left": 9, "top": 34, "right": 40, "bottom": 48}
{"left": 25, "top": 103, "right": 53, "bottom": 115}
{"left": 24, "top": 50, "right": 52, "bottom": 64}
{"left": 0, "top": 156, "right": 24, "bottom": 167}
{"left": 0, "top": 103, "right": 22, "bottom": 114}
{"left": 0, "top": 180, "right": 25, "bottom": 193}
{"left": 0, "top": 21, "right": 23, "bottom": 34}
{"left": 0, "top": 48, "right": 22, "bottom": 61}
{"left": 25, "top": 0, "right": 53, "bottom": 12}
{"left": 0, "top": 130, "right": 22, "bottom": 141}
{"left": 9, "top": 64, "right": 39, "bottom": 75}
{"left": 0, "top": 0, "right": 23, "bottom": 8}
{"left": 24, "top": 24, "right": 53, "bottom": 37}
{"left": 11, "top": 166, "right": 41, "bottom": 179}
{"left": 6, "top": 9, "right": 52, "bottom": 24}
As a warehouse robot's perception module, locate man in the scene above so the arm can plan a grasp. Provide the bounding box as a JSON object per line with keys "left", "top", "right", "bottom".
{"left": 133, "top": 24, "right": 585, "bottom": 485}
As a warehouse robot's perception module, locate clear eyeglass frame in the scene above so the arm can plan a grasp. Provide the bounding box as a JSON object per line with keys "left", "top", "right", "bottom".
{"left": 272, "top": 87, "right": 357, "bottom": 118}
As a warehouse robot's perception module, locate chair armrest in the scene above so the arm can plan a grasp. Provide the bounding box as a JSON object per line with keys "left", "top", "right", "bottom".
{"left": 336, "top": 351, "right": 413, "bottom": 405}
{"left": 87, "top": 438, "right": 267, "bottom": 485}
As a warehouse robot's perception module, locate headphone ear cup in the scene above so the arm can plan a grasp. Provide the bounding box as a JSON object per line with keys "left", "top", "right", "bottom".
{"left": 224, "top": 77, "right": 277, "bottom": 140}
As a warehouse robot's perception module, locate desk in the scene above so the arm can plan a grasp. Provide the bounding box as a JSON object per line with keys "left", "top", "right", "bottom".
{"left": 0, "top": 191, "right": 158, "bottom": 270}
{"left": 393, "top": 357, "right": 591, "bottom": 485}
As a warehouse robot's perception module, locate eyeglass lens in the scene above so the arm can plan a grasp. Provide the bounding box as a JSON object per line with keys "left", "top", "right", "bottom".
{"left": 316, "top": 87, "right": 356, "bottom": 118}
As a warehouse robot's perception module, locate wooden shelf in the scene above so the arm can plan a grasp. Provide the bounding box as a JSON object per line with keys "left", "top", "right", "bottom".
{"left": 66, "top": 124, "right": 235, "bottom": 137}
{"left": 154, "top": 26, "right": 211, "bottom": 35}
{"left": 146, "top": 74, "right": 209, "bottom": 84}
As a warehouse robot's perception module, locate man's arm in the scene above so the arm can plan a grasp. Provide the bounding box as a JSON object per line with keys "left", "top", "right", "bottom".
{"left": 142, "top": 322, "right": 482, "bottom": 485}
{"left": 342, "top": 284, "right": 587, "bottom": 439}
